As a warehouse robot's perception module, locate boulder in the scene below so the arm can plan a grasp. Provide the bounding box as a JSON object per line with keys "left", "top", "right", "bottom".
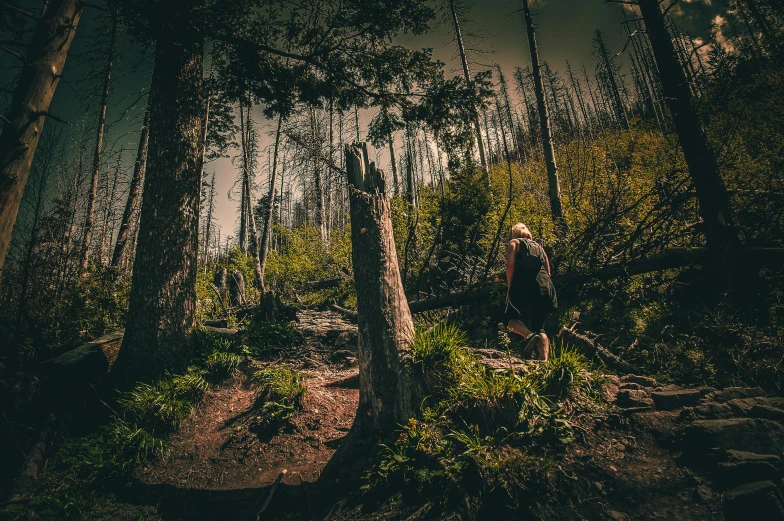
{"left": 619, "top": 375, "right": 659, "bottom": 388}
{"left": 619, "top": 382, "right": 647, "bottom": 391}
{"left": 616, "top": 389, "right": 653, "bottom": 408}
{"left": 652, "top": 388, "right": 709, "bottom": 410}
{"left": 723, "top": 481, "right": 784, "bottom": 521}
{"left": 715, "top": 450, "right": 782, "bottom": 489}
{"left": 704, "top": 387, "right": 766, "bottom": 403}
{"left": 679, "top": 402, "right": 734, "bottom": 421}
{"left": 726, "top": 397, "right": 784, "bottom": 418}
{"left": 685, "top": 418, "right": 784, "bottom": 455}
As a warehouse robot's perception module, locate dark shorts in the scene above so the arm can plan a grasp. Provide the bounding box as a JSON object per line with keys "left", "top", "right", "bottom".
{"left": 504, "top": 297, "right": 550, "bottom": 332}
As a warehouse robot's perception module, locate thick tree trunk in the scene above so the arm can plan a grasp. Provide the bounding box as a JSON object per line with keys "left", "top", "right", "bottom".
{"left": 80, "top": 14, "right": 118, "bottom": 275}
{"left": 112, "top": 107, "right": 150, "bottom": 267}
{"left": 258, "top": 114, "right": 283, "bottom": 293}
{"left": 638, "top": 0, "right": 741, "bottom": 283}
{"left": 448, "top": 0, "right": 488, "bottom": 176}
{"left": 112, "top": 27, "right": 204, "bottom": 387}
{"left": 0, "top": 0, "right": 83, "bottom": 273}
{"left": 521, "top": 0, "right": 566, "bottom": 235}
{"left": 344, "top": 142, "right": 421, "bottom": 435}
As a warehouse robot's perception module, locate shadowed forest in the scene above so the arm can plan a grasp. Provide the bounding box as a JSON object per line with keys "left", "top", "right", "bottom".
{"left": 1, "top": 0, "right": 784, "bottom": 519}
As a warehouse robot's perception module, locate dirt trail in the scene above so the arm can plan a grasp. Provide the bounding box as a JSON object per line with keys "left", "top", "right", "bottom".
{"left": 139, "top": 310, "right": 360, "bottom": 491}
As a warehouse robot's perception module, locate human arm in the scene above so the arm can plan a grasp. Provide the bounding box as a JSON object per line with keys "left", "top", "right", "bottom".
{"left": 505, "top": 240, "right": 518, "bottom": 293}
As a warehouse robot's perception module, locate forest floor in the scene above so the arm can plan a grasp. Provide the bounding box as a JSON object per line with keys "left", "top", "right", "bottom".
{"left": 6, "top": 309, "right": 784, "bottom": 521}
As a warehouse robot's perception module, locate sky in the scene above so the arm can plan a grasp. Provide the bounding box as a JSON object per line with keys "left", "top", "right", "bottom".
{"left": 4, "top": 0, "right": 730, "bottom": 253}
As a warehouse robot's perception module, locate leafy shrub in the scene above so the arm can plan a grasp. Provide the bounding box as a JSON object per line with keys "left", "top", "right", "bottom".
{"left": 528, "top": 344, "right": 590, "bottom": 401}
{"left": 242, "top": 320, "right": 299, "bottom": 356}
{"left": 118, "top": 379, "right": 196, "bottom": 433}
{"left": 251, "top": 366, "right": 307, "bottom": 426}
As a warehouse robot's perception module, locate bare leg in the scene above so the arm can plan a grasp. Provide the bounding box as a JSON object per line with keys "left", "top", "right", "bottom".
{"left": 507, "top": 319, "right": 533, "bottom": 339}
{"left": 538, "top": 332, "right": 550, "bottom": 361}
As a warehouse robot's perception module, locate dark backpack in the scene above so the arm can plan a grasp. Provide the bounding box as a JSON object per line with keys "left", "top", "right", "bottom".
{"left": 515, "top": 238, "right": 544, "bottom": 273}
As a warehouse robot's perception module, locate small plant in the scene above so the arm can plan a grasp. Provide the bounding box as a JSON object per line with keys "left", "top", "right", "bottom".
{"left": 170, "top": 368, "right": 209, "bottom": 400}
{"left": 118, "top": 380, "right": 194, "bottom": 432}
{"left": 529, "top": 344, "right": 589, "bottom": 401}
{"left": 205, "top": 350, "right": 243, "bottom": 380}
{"left": 243, "top": 320, "right": 299, "bottom": 355}
{"left": 251, "top": 366, "right": 307, "bottom": 426}
{"left": 105, "top": 417, "right": 169, "bottom": 464}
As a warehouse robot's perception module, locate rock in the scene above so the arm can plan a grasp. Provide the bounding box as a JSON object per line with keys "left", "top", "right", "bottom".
{"left": 685, "top": 418, "right": 784, "bottom": 455}
{"left": 726, "top": 397, "right": 784, "bottom": 418}
{"left": 715, "top": 450, "right": 782, "bottom": 489}
{"left": 652, "top": 388, "right": 709, "bottom": 410}
{"left": 704, "top": 387, "right": 766, "bottom": 403}
{"left": 334, "top": 331, "right": 358, "bottom": 350}
{"left": 607, "top": 511, "right": 630, "bottom": 521}
{"left": 679, "top": 402, "right": 734, "bottom": 421}
{"left": 619, "top": 375, "right": 659, "bottom": 388}
{"left": 619, "top": 382, "right": 647, "bottom": 391}
{"left": 723, "top": 481, "right": 784, "bottom": 521}
{"left": 751, "top": 404, "right": 784, "bottom": 422}
{"left": 696, "top": 485, "right": 713, "bottom": 502}
{"left": 616, "top": 389, "right": 653, "bottom": 408}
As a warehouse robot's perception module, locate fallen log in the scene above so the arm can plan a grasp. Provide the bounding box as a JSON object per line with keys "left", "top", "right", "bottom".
{"left": 409, "top": 287, "right": 494, "bottom": 314}
{"left": 304, "top": 277, "right": 344, "bottom": 290}
{"left": 557, "top": 327, "right": 640, "bottom": 374}
{"left": 329, "top": 303, "right": 357, "bottom": 321}
{"left": 42, "top": 329, "right": 124, "bottom": 378}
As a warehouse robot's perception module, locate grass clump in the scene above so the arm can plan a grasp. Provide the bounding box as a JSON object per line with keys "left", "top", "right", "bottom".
{"left": 528, "top": 344, "right": 590, "bottom": 401}
{"left": 205, "top": 350, "right": 243, "bottom": 380}
{"left": 251, "top": 366, "right": 307, "bottom": 426}
{"left": 242, "top": 319, "right": 299, "bottom": 356}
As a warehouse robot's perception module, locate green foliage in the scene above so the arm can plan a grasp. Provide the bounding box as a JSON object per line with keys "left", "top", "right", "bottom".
{"left": 205, "top": 351, "right": 243, "bottom": 380}
{"left": 251, "top": 366, "right": 307, "bottom": 427}
{"left": 118, "top": 380, "right": 195, "bottom": 433}
{"left": 242, "top": 319, "right": 299, "bottom": 356}
{"left": 528, "top": 344, "right": 590, "bottom": 401}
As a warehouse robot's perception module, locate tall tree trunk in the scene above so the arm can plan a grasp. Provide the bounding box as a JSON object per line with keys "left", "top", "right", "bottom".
{"left": 521, "top": 0, "right": 566, "bottom": 235}
{"left": 80, "top": 14, "right": 118, "bottom": 275}
{"left": 202, "top": 173, "right": 215, "bottom": 270}
{"left": 112, "top": 106, "right": 150, "bottom": 267}
{"left": 310, "top": 107, "right": 327, "bottom": 242}
{"left": 259, "top": 114, "right": 283, "bottom": 293}
{"left": 239, "top": 103, "right": 249, "bottom": 255}
{"left": 0, "top": 0, "right": 83, "bottom": 273}
{"left": 98, "top": 151, "right": 121, "bottom": 265}
{"left": 638, "top": 0, "right": 741, "bottom": 282}
{"left": 112, "top": 25, "right": 204, "bottom": 386}
{"left": 344, "top": 142, "right": 421, "bottom": 435}
{"left": 448, "top": 0, "right": 488, "bottom": 176}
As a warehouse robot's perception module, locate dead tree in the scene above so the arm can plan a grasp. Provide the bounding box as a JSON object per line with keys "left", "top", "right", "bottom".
{"left": 112, "top": 106, "right": 150, "bottom": 267}
{"left": 258, "top": 114, "right": 283, "bottom": 292}
{"left": 447, "top": 0, "right": 489, "bottom": 175}
{"left": 229, "top": 270, "right": 245, "bottom": 307}
{"left": 593, "top": 30, "right": 629, "bottom": 130}
{"left": 0, "top": 0, "right": 84, "bottom": 273}
{"left": 80, "top": 13, "right": 119, "bottom": 275}
{"left": 344, "top": 142, "right": 421, "bottom": 435}
{"left": 202, "top": 172, "right": 216, "bottom": 269}
{"left": 521, "top": 0, "right": 566, "bottom": 236}
{"left": 637, "top": 0, "right": 742, "bottom": 283}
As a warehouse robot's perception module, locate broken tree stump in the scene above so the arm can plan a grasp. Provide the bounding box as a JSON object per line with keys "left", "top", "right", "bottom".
{"left": 345, "top": 142, "right": 422, "bottom": 435}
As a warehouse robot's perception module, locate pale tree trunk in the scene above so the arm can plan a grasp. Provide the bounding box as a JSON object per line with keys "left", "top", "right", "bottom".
{"left": 258, "top": 114, "right": 283, "bottom": 293}
{"left": 239, "top": 104, "right": 249, "bottom": 255}
{"left": 594, "top": 30, "right": 629, "bottom": 130}
{"left": 112, "top": 26, "right": 204, "bottom": 386}
{"left": 81, "top": 14, "right": 118, "bottom": 275}
{"left": 521, "top": 0, "right": 566, "bottom": 236}
{"left": 345, "top": 142, "right": 421, "bottom": 435}
{"left": 112, "top": 106, "right": 150, "bottom": 267}
{"left": 638, "top": 0, "right": 741, "bottom": 283}
{"left": 310, "top": 107, "right": 327, "bottom": 242}
{"left": 448, "top": 0, "right": 488, "bottom": 176}
{"left": 0, "top": 0, "right": 83, "bottom": 273}
{"left": 202, "top": 173, "right": 216, "bottom": 270}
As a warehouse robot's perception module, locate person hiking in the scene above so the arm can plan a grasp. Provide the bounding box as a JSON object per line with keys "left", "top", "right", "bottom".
{"left": 502, "top": 223, "right": 557, "bottom": 360}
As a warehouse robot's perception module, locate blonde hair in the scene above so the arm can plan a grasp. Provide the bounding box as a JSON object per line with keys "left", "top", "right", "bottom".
{"left": 511, "top": 222, "right": 532, "bottom": 240}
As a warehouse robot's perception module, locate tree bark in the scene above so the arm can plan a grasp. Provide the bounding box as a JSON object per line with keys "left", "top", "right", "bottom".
{"left": 521, "top": 0, "right": 566, "bottom": 235}
{"left": 112, "top": 25, "right": 204, "bottom": 386}
{"left": 344, "top": 142, "right": 421, "bottom": 435}
{"left": 112, "top": 106, "right": 150, "bottom": 267}
{"left": 80, "top": 13, "right": 118, "bottom": 275}
{"left": 638, "top": 0, "right": 741, "bottom": 283}
{"left": 0, "top": 0, "right": 83, "bottom": 273}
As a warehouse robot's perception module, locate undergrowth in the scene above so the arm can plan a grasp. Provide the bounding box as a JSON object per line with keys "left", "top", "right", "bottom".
{"left": 365, "top": 323, "right": 608, "bottom": 515}
{"left": 251, "top": 366, "right": 307, "bottom": 427}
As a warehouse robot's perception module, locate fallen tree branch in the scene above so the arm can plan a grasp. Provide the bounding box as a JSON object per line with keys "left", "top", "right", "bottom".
{"left": 409, "top": 287, "right": 494, "bottom": 314}
{"left": 256, "top": 469, "right": 287, "bottom": 520}
{"left": 557, "top": 327, "right": 640, "bottom": 374}
{"left": 329, "top": 303, "right": 357, "bottom": 321}
{"left": 304, "top": 277, "right": 344, "bottom": 290}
